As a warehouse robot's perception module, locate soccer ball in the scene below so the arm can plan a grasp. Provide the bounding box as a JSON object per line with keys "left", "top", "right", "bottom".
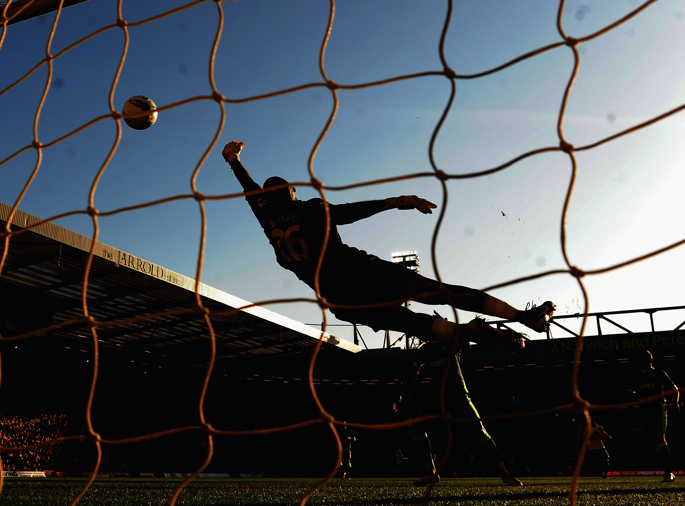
{"left": 122, "top": 95, "right": 158, "bottom": 130}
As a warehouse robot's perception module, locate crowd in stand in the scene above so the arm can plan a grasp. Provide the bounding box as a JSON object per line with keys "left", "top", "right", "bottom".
{"left": 0, "top": 413, "right": 69, "bottom": 471}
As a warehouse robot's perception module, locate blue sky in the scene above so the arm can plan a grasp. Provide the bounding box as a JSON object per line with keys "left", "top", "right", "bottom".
{"left": 1, "top": 0, "right": 684, "bottom": 348}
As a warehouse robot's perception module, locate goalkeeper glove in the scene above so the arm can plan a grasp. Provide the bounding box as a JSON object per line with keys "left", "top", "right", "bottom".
{"left": 384, "top": 195, "right": 437, "bottom": 214}
{"left": 222, "top": 141, "right": 245, "bottom": 163}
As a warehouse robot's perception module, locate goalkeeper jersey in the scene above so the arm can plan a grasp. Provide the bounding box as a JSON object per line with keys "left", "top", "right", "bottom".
{"left": 230, "top": 159, "right": 386, "bottom": 290}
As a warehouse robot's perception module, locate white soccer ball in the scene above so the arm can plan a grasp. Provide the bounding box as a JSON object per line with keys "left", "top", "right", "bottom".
{"left": 122, "top": 95, "right": 158, "bottom": 130}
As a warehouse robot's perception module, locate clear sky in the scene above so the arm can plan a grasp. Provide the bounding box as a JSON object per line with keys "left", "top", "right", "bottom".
{"left": 1, "top": 0, "right": 684, "bottom": 348}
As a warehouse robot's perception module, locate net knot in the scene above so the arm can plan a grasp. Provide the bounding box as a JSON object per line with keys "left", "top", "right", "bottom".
{"left": 212, "top": 91, "right": 224, "bottom": 103}
{"left": 559, "top": 141, "right": 575, "bottom": 153}
{"left": 325, "top": 79, "right": 339, "bottom": 91}
{"left": 32, "top": 140, "right": 42, "bottom": 149}
{"left": 569, "top": 265, "right": 585, "bottom": 278}
{"left": 443, "top": 67, "right": 457, "bottom": 80}
{"left": 193, "top": 191, "right": 206, "bottom": 202}
{"left": 311, "top": 179, "right": 323, "bottom": 191}
{"left": 86, "top": 206, "right": 99, "bottom": 217}
{"left": 317, "top": 297, "right": 327, "bottom": 310}
{"left": 435, "top": 169, "right": 449, "bottom": 181}
{"left": 572, "top": 395, "right": 591, "bottom": 412}
{"left": 565, "top": 37, "right": 579, "bottom": 47}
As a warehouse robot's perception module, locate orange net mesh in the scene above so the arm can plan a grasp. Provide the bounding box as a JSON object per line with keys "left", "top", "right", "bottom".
{"left": 1, "top": 0, "right": 684, "bottom": 504}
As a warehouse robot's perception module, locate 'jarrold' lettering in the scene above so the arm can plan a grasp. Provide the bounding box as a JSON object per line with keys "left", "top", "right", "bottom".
{"left": 116, "top": 251, "right": 166, "bottom": 280}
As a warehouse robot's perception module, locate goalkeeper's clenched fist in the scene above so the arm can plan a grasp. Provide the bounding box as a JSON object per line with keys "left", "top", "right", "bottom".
{"left": 222, "top": 140, "right": 245, "bottom": 163}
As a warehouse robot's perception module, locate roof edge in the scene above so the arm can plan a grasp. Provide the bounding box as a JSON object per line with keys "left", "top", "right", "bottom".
{"left": 0, "top": 202, "right": 360, "bottom": 353}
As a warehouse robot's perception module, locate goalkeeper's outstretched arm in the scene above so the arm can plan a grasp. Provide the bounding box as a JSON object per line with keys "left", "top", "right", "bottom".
{"left": 329, "top": 195, "right": 437, "bottom": 225}
{"left": 222, "top": 141, "right": 261, "bottom": 194}
{"left": 221, "top": 140, "right": 437, "bottom": 219}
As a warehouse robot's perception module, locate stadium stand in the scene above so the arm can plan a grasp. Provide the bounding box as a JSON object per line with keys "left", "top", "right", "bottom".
{"left": 0, "top": 201, "right": 358, "bottom": 364}
{"left": 0, "top": 201, "right": 358, "bottom": 476}
{"left": 1, "top": 202, "right": 683, "bottom": 478}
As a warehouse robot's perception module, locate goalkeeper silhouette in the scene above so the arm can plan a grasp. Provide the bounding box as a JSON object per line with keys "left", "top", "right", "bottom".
{"left": 222, "top": 141, "right": 554, "bottom": 346}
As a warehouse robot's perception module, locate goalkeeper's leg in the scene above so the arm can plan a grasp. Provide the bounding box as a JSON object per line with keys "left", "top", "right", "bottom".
{"left": 401, "top": 274, "right": 555, "bottom": 334}
{"left": 328, "top": 257, "right": 553, "bottom": 333}
{"left": 331, "top": 305, "right": 526, "bottom": 350}
{"left": 331, "top": 305, "right": 475, "bottom": 345}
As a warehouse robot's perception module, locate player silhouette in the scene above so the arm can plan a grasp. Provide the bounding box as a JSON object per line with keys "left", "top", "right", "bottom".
{"left": 223, "top": 141, "right": 554, "bottom": 347}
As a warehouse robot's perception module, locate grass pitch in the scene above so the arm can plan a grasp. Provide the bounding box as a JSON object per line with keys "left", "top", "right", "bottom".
{"left": 1, "top": 477, "right": 684, "bottom": 505}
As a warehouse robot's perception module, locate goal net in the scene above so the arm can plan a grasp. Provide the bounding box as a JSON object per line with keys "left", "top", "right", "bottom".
{"left": 1, "top": 0, "right": 684, "bottom": 504}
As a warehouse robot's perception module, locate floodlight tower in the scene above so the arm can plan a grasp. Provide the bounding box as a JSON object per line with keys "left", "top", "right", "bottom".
{"left": 389, "top": 251, "right": 420, "bottom": 349}
{"left": 391, "top": 250, "right": 420, "bottom": 274}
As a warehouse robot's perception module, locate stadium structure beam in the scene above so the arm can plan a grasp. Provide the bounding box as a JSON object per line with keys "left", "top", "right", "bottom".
{"left": 597, "top": 315, "right": 634, "bottom": 335}
{"left": 218, "top": 337, "right": 311, "bottom": 355}
{"left": 167, "top": 340, "right": 312, "bottom": 366}
{"left": 50, "top": 277, "right": 170, "bottom": 313}
{"left": 95, "top": 318, "right": 209, "bottom": 348}
{"left": 48, "top": 282, "right": 206, "bottom": 331}
{"left": 1, "top": 250, "right": 58, "bottom": 273}
{"left": 91, "top": 304, "right": 234, "bottom": 345}
{"left": 149, "top": 325, "right": 271, "bottom": 351}
{"left": 93, "top": 305, "right": 283, "bottom": 350}
{"left": 95, "top": 316, "right": 283, "bottom": 353}
{"left": 492, "top": 305, "right": 685, "bottom": 339}
{"left": 39, "top": 265, "right": 122, "bottom": 295}
{"left": 2, "top": 0, "right": 89, "bottom": 25}
{"left": 216, "top": 327, "right": 285, "bottom": 344}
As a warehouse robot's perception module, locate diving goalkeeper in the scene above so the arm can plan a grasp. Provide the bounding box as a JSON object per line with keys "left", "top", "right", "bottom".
{"left": 222, "top": 141, "right": 554, "bottom": 345}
